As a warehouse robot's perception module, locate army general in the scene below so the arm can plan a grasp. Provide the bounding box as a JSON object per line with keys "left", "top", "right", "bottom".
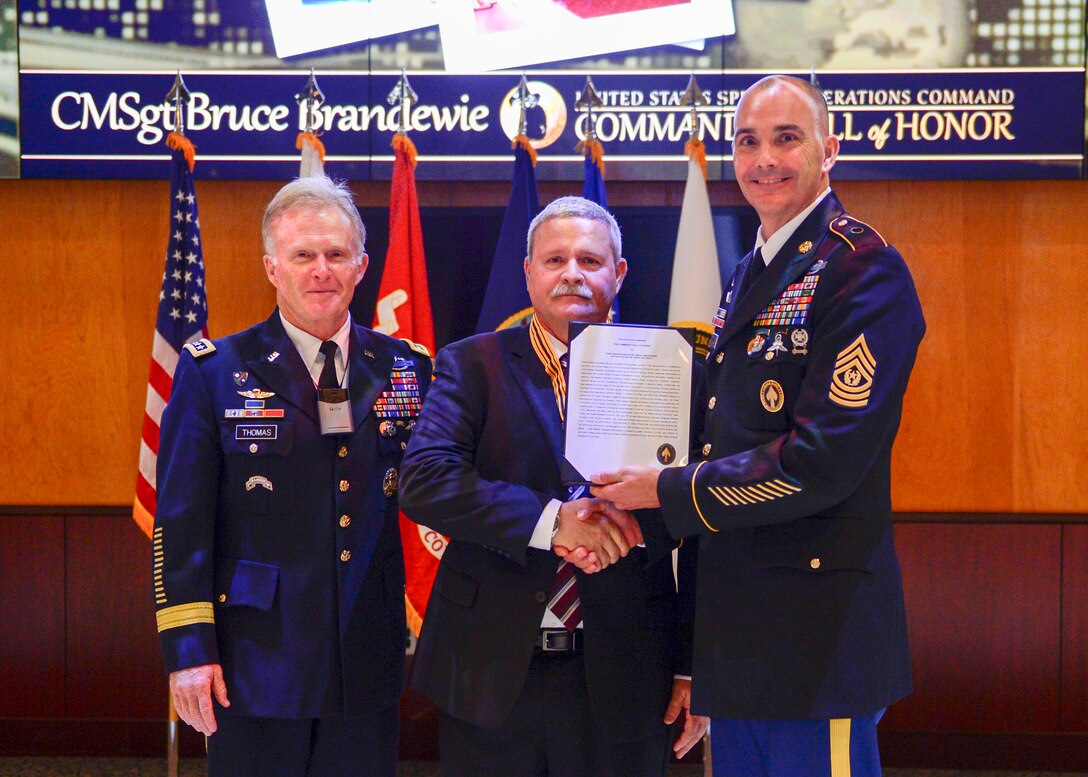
{"left": 152, "top": 175, "right": 431, "bottom": 777}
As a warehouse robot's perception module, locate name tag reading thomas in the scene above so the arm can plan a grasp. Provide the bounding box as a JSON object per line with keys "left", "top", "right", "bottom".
{"left": 235, "top": 425, "right": 278, "bottom": 440}
{"left": 318, "top": 387, "right": 354, "bottom": 435}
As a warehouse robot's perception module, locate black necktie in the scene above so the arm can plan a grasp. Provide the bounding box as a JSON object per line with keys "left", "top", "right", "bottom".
{"left": 318, "top": 340, "right": 339, "bottom": 389}
{"left": 738, "top": 247, "right": 765, "bottom": 300}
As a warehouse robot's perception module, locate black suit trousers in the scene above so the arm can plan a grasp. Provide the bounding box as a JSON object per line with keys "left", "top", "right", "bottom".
{"left": 438, "top": 650, "right": 672, "bottom": 777}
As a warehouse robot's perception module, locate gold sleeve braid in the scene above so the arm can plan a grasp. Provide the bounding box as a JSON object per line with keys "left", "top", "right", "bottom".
{"left": 156, "top": 602, "right": 215, "bottom": 633}
{"left": 690, "top": 461, "right": 718, "bottom": 533}
{"left": 152, "top": 527, "right": 166, "bottom": 605}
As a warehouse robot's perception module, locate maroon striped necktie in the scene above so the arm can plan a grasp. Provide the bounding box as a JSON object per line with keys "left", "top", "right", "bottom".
{"left": 548, "top": 484, "right": 583, "bottom": 629}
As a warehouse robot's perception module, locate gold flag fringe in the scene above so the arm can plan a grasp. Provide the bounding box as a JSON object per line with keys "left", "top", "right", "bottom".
{"left": 392, "top": 133, "right": 418, "bottom": 169}
{"left": 575, "top": 138, "right": 605, "bottom": 175}
{"left": 685, "top": 136, "right": 707, "bottom": 181}
{"left": 296, "top": 131, "right": 327, "bottom": 164}
{"left": 165, "top": 132, "right": 196, "bottom": 172}
{"left": 512, "top": 134, "right": 538, "bottom": 166}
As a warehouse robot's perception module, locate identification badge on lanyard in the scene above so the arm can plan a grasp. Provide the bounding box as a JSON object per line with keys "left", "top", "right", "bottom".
{"left": 318, "top": 388, "right": 354, "bottom": 435}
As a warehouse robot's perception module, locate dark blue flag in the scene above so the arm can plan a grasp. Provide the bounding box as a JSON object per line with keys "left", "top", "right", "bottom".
{"left": 582, "top": 153, "right": 608, "bottom": 210}
{"left": 475, "top": 140, "right": 540, "bottom": 333}
{"left": 580, "top": 142, "right": 618, "bottom": 321}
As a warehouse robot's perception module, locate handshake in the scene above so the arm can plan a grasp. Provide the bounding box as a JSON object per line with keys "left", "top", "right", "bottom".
{"left": 552, "top": 496, "right": 643, "bottom": 574}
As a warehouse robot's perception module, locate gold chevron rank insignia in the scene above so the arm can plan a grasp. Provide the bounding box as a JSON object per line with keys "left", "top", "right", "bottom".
{"left": 830, "top": 333, "right": 876, "bottom": 408}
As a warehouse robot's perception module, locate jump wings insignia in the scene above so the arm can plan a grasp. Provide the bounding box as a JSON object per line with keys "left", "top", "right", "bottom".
{"left": 237, "top": 389, "right": 276, "bottom": 399}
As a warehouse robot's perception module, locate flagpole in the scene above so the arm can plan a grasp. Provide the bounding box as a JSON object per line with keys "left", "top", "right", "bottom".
{"left": 575, "top": 74, "right": 615, "bottom": 320}
{"left": 474, "top": 76, "right": 541, "bottom": 333}
{"left": 295, "top": 68, "right": 326, "bottom": 177}
{"left": 162, "top": 69, "right": 193, "bottom": 777}
{"left": 674, "top": 72, "right": 718, "bottom": 774}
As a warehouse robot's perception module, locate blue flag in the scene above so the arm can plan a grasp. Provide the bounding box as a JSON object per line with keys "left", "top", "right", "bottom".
{"left": 580, "top": 142, "right": 618, "bottom": 321}
{"left": 475, "top": 140, "right": 540, "bottom": 333}
{"left": 582, "top": 152, "right": 608, "bottom": 210}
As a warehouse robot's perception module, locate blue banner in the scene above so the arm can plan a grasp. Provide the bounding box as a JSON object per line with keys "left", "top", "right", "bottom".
{"left": 18, "top": 68, "right": 1085, "bottom": 180}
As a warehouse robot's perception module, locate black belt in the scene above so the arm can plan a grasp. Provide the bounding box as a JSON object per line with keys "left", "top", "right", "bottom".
{"left": 535, "top": 629, "right": 583, "bottom": 653}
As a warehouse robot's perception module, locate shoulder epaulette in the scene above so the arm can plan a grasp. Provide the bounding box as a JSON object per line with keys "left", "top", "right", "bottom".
{"left": 183, "top": 338, "right": 217, "bottom": 358}
{"left": 400, "top": 338, "right": 432, "bottom": 358}
{"left": 829, "top": 215, "right": 888, "bottom": 252}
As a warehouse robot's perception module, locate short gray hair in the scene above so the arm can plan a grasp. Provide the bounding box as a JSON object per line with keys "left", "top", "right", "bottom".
{"left": 527, "top": 196, "right": 622, "bottom": 265}
{"left": 262, "top": 175, "right": 366, "bottom": 265}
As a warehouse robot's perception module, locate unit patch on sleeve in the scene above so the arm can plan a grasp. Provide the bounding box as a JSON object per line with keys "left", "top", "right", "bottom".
{"left": 183, "top": 339, "right": 216, "bottom": 358}
{"left": 829, "top": 333, "right": 877, "bottom": 408}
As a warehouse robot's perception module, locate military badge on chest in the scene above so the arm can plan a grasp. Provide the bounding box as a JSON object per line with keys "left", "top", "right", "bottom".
{"left": 760, "top": 380, "right": 785, "bottom": 413}
{"left": 754, "top": 272, "right": 821, "bottom": 329}
{"left": 790, "top": 328, "right": 809, "bottom": 355}
{"left": 225, "top": 388, "right": 284, "bottom": 419}
{"left": 708, "top": 304, "right": 728, "bottom": 354}
{"left": 373, "top": 358, "right": 422, "bottom": 418}
{"left": 373, "top": 357, "right": 423, "bottom": 449}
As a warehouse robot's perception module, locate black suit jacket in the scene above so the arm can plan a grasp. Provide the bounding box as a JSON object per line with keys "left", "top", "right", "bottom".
{"left": 154, "top": 311, "right": 431, "bottom": 719}
{"left": 400, "top": 326, "right": 691, "bottom": 741}
{"left": 658, "top": 191, "right": 923, "bottom": 720}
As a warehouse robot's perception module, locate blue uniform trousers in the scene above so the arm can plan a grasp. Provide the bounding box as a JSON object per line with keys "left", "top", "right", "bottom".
{"left": 710, "top": 710, "right": 884, "bottom": 777}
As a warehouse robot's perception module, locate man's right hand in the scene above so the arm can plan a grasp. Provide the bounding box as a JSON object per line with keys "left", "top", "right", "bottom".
{"left": 553, "top": 497, "right": 639, "bottom": 571}
{"left": 169, "top": 663, "right": 230, "bottom": 735}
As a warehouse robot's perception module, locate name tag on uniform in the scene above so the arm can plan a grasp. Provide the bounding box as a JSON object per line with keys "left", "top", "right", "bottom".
{"left": 235, "top": 425, "right": 278, "bottom": 440}
{"left": 318, "top": 388, "right": 354, "bottom": 435}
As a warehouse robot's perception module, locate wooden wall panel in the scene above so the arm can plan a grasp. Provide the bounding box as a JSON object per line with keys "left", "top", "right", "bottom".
{"left": 1061, "top": 525, "right": 1088, "bottom": 730}
{"left": 1, "top": 177, "right": 1086, "bottom": 512}
{"left": 64, "top": 515, "right": 167, "bottom": 718}
{"left": 885, "top": 522, "right": 1062, "bottom": 732}
{"left": 0, "top": 515, "right": 66, "bottom": 718}
{"left": 833, "top": 180, "right": 1088, "bottom": 514}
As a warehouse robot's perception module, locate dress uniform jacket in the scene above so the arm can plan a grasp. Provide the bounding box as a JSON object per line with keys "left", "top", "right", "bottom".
{"left": 399, "top": 326, "right": 692, "bottom": 742}
{"left": 657, "top": 191, "right": 924, "bottom": 721}
{"left": 154, "top": 310, "right": 431, "bottom": 720}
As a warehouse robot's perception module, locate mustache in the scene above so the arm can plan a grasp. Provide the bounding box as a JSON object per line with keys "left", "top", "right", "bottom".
{"left": 551, "top": 283, "right": 593, "bottom": 300}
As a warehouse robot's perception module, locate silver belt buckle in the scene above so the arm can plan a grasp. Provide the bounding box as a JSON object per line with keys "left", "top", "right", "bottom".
{"left": 541, "top": 629, "right": 567, "bottom": 652}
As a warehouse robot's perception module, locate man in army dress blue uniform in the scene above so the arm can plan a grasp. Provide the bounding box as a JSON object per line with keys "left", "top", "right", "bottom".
{"left": 593, "top": 75, "right": 925, "bottom": 776}
{"left": 153, "top": 175, "right": 431, "bottom": 777}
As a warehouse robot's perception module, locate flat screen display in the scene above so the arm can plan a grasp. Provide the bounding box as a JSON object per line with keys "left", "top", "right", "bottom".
{"left": 5, "top": 0, "right": 1086, "bottom": 180}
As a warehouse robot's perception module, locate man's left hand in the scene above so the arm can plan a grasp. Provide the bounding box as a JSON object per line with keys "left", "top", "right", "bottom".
{"left": 590, "top": 466, "right": 662, "bottom": 510}
{"left": 664, "top": 677, "right": 710, "bottom": 759}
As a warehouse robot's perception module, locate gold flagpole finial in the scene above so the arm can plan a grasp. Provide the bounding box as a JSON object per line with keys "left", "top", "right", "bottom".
{"left": 164, "top": 70, "right": 191, "bottom": 137}
{"left": 575, "top": 74, "right": 604, "bottom": 143}
{"left": 387, "top": 69, "right": 419, "bottom": 135}
{"left": 678, "top": 73, "right": 709, "bottom": 141}
{"left": 295, "top": 67, "right": 325, "bottom": 134}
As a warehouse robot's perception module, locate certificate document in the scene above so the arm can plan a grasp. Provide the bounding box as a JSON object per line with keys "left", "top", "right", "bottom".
{"left": 563, "top": 323, "right": 693, "bottom": 485}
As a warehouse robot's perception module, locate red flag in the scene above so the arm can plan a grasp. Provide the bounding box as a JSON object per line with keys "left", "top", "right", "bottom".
{"left": 373, "top": 134, "right": 442, "bottom": 636}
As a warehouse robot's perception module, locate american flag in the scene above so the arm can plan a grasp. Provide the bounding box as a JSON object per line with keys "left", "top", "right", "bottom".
{"left": 133, "top": 136, "right": 207, "bottom": 538}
